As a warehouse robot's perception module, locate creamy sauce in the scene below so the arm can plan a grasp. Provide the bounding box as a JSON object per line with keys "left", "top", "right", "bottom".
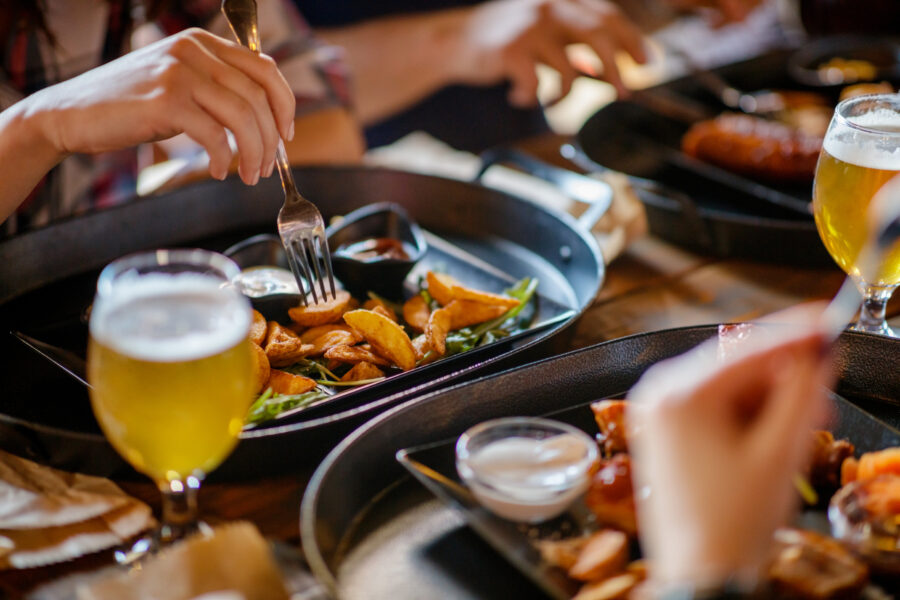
{"left": 462, "top": 433, "right": 594, "bottom": 523}
{"left": 335, "top": 237, "right": 412, "bottom": 262}
{"left": 233, "top": 266, "right": 300, "bottom": 298}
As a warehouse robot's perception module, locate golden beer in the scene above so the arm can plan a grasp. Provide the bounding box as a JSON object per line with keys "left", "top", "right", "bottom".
{"left": 813, "top": 135, "right": 900, "bottom": 286}
{"left": 88, "top": 275, "right": 253, "bottom": 484}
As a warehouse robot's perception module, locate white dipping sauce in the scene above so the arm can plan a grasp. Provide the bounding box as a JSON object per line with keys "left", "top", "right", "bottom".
{"left": 233, "top": 266, "right": 300, "bottom": 297}
{"left": 463, "top": 433, "right": 593, "bottom": 523}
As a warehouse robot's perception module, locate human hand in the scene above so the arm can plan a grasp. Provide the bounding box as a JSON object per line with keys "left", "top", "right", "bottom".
{"left": 627, "top": 306, "right": 832, "bottom": 591}
{"left": 451, "top": 0, "right": 647, "bottom": 106}
{"left": 26, "top": 28, "right": 295, "bottom": 185}
{"left": 665, "top": 0, "right": 765, "bottom": 26}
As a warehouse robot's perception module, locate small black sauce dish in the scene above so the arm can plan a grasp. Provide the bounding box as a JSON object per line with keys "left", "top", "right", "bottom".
{"left": 788, "top": 36, "right": 900, "bottom": 88}
{"left": 223, "top": 233, "right": 303, "bottom": 321}
{"left": 326, "top": 203, "right": 427, "bottom": 301}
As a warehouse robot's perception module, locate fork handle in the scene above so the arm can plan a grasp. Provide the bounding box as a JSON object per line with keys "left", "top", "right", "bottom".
{"left": 222, "top": 0, "right": 299, "bottom": 197}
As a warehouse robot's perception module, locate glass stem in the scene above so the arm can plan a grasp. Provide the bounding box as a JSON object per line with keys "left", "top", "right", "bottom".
{"left": 854, "top": 282, "right": 897, "bottom": 335}
{"left": 159, "top": 479, "right": 200, "bottom": 544}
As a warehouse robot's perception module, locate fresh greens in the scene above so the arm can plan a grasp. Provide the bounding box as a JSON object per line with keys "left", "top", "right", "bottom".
{"left": 445, "top": 277, "right": 538, "bottom": 356}
{"left": 245, "top": 387, "right": 329, "bottom": 427}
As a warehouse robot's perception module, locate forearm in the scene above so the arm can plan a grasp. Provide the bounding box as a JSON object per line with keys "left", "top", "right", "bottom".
{"left": 317, "top": 10, "right": 468, "bottom": 126}
{"left": 0, "top": 99, "right": 65, "bottom": 224}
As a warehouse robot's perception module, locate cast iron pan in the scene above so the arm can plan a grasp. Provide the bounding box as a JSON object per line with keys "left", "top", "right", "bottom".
{"left": 301, "top": 326, "right": 900, "bottom": 598}
{"left": 574, "top": 46, "right": 897, "bottom": 267}
{"left": 0, "top": 166, "right": 603, "bottom": 480}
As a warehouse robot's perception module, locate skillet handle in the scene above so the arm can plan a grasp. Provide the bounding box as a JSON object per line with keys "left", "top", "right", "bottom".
{"left": 475, "top": 147, "right": 612, "bottom": 231}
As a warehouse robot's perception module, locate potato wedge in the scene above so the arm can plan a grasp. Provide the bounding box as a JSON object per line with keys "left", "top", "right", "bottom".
{"left": 288, "top": 290, "right": 352, "bottom": 327}
{"left": 265, "top": 369, "right": 317, "bottom": 396}
{"left": 343, "top": 309, "right": 416, "bottom": 370}
{"left": 426, "top": 307, "right": 452, "bottom": 356}
{"left": 572, "top": 574, "right": 639, "bottom": 600}
{"left": 264, "top": 321, "right": 314, "bottom": 367}
{"left": 250, "top": 343, "right": 271, "bottom": 395}
{"left": 299, "top": 324, "right": 362, "bottom": 345}
{"left": 568, "top": 530, "right": 628, "bottom": 582}
{"left": 402, "top": 295, "right": 431, "bottom": 331}
{"left": 444, "top": 299, "right": 508, "bottom": 329}
{"left": 306, "top": 329, "right": 361, "bottom": 357}
{"left": 340, "top": 361, "right": 384, "bottom": 382}
{"left": 323, "top": 344, "right": 391, "bottom": 367}
{"left": 249, "top": 309, "right": 267, "bottom": 346}
{"left": 363, "top": 298, "right": 398, "bottom": 322}
{"left": 425, "top": 271, "right": 456, "bottom": 306}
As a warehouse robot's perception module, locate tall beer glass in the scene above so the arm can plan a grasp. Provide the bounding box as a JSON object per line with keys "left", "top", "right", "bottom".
{"left": 87, "top": 249, "right": 253, "bottom": 560}
{"left": 813, "top": 94, "right": 900, "bottom": 336}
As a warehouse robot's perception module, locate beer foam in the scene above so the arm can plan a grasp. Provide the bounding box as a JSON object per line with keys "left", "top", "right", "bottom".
{"left": 91, "top": 273, "right": 251, "bottom": 362}
{"left": 825, "top": 109, "right": 900, "bottom": 171}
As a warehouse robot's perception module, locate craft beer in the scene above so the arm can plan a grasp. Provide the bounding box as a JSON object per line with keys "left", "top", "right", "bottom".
{"left": 813, "top": 114, "right": 900, "bottom": 286}
{"left": 88, "top": 273, "right": 253, "bottom": 483}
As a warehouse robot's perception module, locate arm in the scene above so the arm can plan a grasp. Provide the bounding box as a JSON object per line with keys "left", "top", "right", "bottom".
{"left": 317, "top": 0, "right": 648, "bottom": 126}
{"left": 0, "top": 28, "right": 296, "bottom": 224}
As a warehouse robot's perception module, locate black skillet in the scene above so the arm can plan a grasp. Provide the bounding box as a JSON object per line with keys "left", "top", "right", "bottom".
{"left": 0, "top": 166, "right": 604, "bottom": 481}
{"left": 572, "top": 44, "right": 898, "bottom": 267}
{"left": 301, "top": 326, "right": 900, "bottom": 599}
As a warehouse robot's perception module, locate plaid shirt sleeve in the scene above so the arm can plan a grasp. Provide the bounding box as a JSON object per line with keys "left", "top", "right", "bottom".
{"left": 156, "top": 0, "right": 353, "bottom": 115}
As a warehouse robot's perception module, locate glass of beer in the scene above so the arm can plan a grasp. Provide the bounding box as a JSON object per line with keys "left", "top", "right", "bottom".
{"left": 87, "top": 249, "right": 253, "bottom": 561}
{"left": 813, "top": 93, "right": 900, "bottom": 336}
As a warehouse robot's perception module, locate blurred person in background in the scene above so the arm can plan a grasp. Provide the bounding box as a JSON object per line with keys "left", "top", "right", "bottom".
{"left": 292, "top": 0, "right": 765, "bottom": 152}
{"left": 0, "top": 0, "right": 363, "bottom": 234}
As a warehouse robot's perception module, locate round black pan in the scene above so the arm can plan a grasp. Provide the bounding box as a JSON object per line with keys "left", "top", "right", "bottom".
{"left": 301, "top": 326, "right": 900, "bottom": 598}
{"left": 0, "top": 166, "right": 603, "bottom": 480}
{"left": 574, "top": 45, "right": 898, "bottom": 267}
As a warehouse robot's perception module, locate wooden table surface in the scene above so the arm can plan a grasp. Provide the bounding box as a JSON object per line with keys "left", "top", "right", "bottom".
{"left": 4, "top": 135, "right": 899, "bottom": 599}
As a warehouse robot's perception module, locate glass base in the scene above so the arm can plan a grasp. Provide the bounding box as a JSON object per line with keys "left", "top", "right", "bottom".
{"left": 849, "top": 321, "right": 898, "bottom": 337}
{"left": 114, "top": 520, "right": 212, "bottom": 565}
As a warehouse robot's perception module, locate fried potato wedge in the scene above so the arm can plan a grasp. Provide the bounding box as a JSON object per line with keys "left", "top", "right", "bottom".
{"left": 299, "top": 324, "right": 362, "bottom": 345}
{"left": 307, "top": 329, "right": 361, "bottom": 357}
{"left": 402, "top": 294, "right": 431, "bottom": 331}
{"left": 265, "top": 369, "right": 317, "bottom": 396}
{"left": 426, "top": 307, "right": 452, "bottom": 356}
{"left": 426, "top": 271, "right": 520, "bottom": 308}
{"left": 572, "top": 574, "right": 640, "bottom": 600}
{"left": 340, "top": 361, "right": 384, "bottom": 382}
{"left": 568, "top": 530, "right": 628, "bottom": 582}
{"left": 250, "top": 343, "right": 271, "bottom": 395}
{"left": 324, "top": 344, "right": 391, "bottom": 367}
{"left": 411, "top": 334, "right": 439, "bottom": 366}
{"left": 264, "top": 321, "right": 314, "bottom": 367}
{"left": 425, "top": 272, "right": 456, "bottom": 306}
{"left": 444, "top": 299, "right": 508, "bottom": 329}
{"left": 343, "top": 309, "right": 416, "bottom": 370}
{"left": 363, "top": 298, "right": 398, "bottom": 322}
{"left": 249, "top": 310, "right": 267, "bottom": 346}
{"left": 288, "top": 290, "right": 352, "bottom": 327}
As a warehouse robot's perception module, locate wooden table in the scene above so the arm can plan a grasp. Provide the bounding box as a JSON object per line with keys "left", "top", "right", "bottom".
{"left": 4, "top": 136, "right": 899, "bottom": 600}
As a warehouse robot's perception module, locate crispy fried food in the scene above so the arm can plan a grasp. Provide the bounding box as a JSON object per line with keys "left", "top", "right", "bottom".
{"left": 585, "top": 454, "right": 637, "bottom": 536}
{"left": 411, "top": 334, "right": 438, "bottom": 365}
{"left": 264, "top": 321, "right": 314, "bottom": 367}
{"left": 568, "top": 530, "right": 628, "bottom": 582}
{"left": 681, "top": 113, "right": 822, "bottom": 183}
{"left": 572, "top": 573, "right": 640, "bottom": 600}
{"left": 265, "top": 369, "right": 317, "bottom": 396}
{"left": 403, "top": 294, "right": 431, "bottom": 331}
{"left": 299, "top": 324, "right": 362, "bottom": 345}
{"left": 591, "top": 400, "right": 628, "bottom": 456}
{"left": 839, "top": 82, "right": 894, "bottom": 102}
{"left": 343, "top": 309, "right": 416, "bottom": 370}
{"left": 306, "top": 329, "right": 362, "bottom": 357}
{"left": 847, "top": 447, "right": 900, "bottom": 484}
{"left": 249, "top": 309, "right": 267, "bottom": 346}
{"left": 250, "top": 343, "right": 271, "bottom": 395}
{"left": 444, "top": 299, "right": 508, "bottom": 329}
{"left": 323, "top": 344, "right": 392, "bottom": 368}
{"left": 340, "top": 361, "right": 384, "bottom": 382}
{"left": 841, "top": 457, "right": 859, "bottom": 487}
{"left": 537, "top": 537, "right": 589, "bottom": 572}
{"left": 363, "top": 298, "right": 398, "bottom": 322}
{"left": 287, "top": 290, "right": 352, "bottom": 327}
{"left": 426, "top": 307, "right": 452, "bottom": 356}
{"left": 767, "top": 528, "right": 869, "bottom": 599}
{"left": 808, "top": 430, "right": 855, "bottom": 492}
{"left": 425, "top": 272, "right": 456, "bottom": 306}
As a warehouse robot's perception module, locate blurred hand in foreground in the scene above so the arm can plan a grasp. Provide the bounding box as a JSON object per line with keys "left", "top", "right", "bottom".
{"left": 627, "top": 304, "right": 832, "bottom": 592}
{"left": 452, "top": 0, "right": 648, "bottom": 105}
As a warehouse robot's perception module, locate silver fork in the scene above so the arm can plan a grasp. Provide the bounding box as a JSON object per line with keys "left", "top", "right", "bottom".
{"left": 221, "top": 0, "right": 336, "bottom": 305}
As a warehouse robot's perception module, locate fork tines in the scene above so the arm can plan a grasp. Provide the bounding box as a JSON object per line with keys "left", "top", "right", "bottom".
{"left": 283, "top": 231, "right": 336, "bottom": 306}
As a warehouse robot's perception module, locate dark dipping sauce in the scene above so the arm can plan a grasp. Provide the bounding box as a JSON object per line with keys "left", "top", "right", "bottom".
{"left": 335, "top": 237, "right": 412, "bottom": 262}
